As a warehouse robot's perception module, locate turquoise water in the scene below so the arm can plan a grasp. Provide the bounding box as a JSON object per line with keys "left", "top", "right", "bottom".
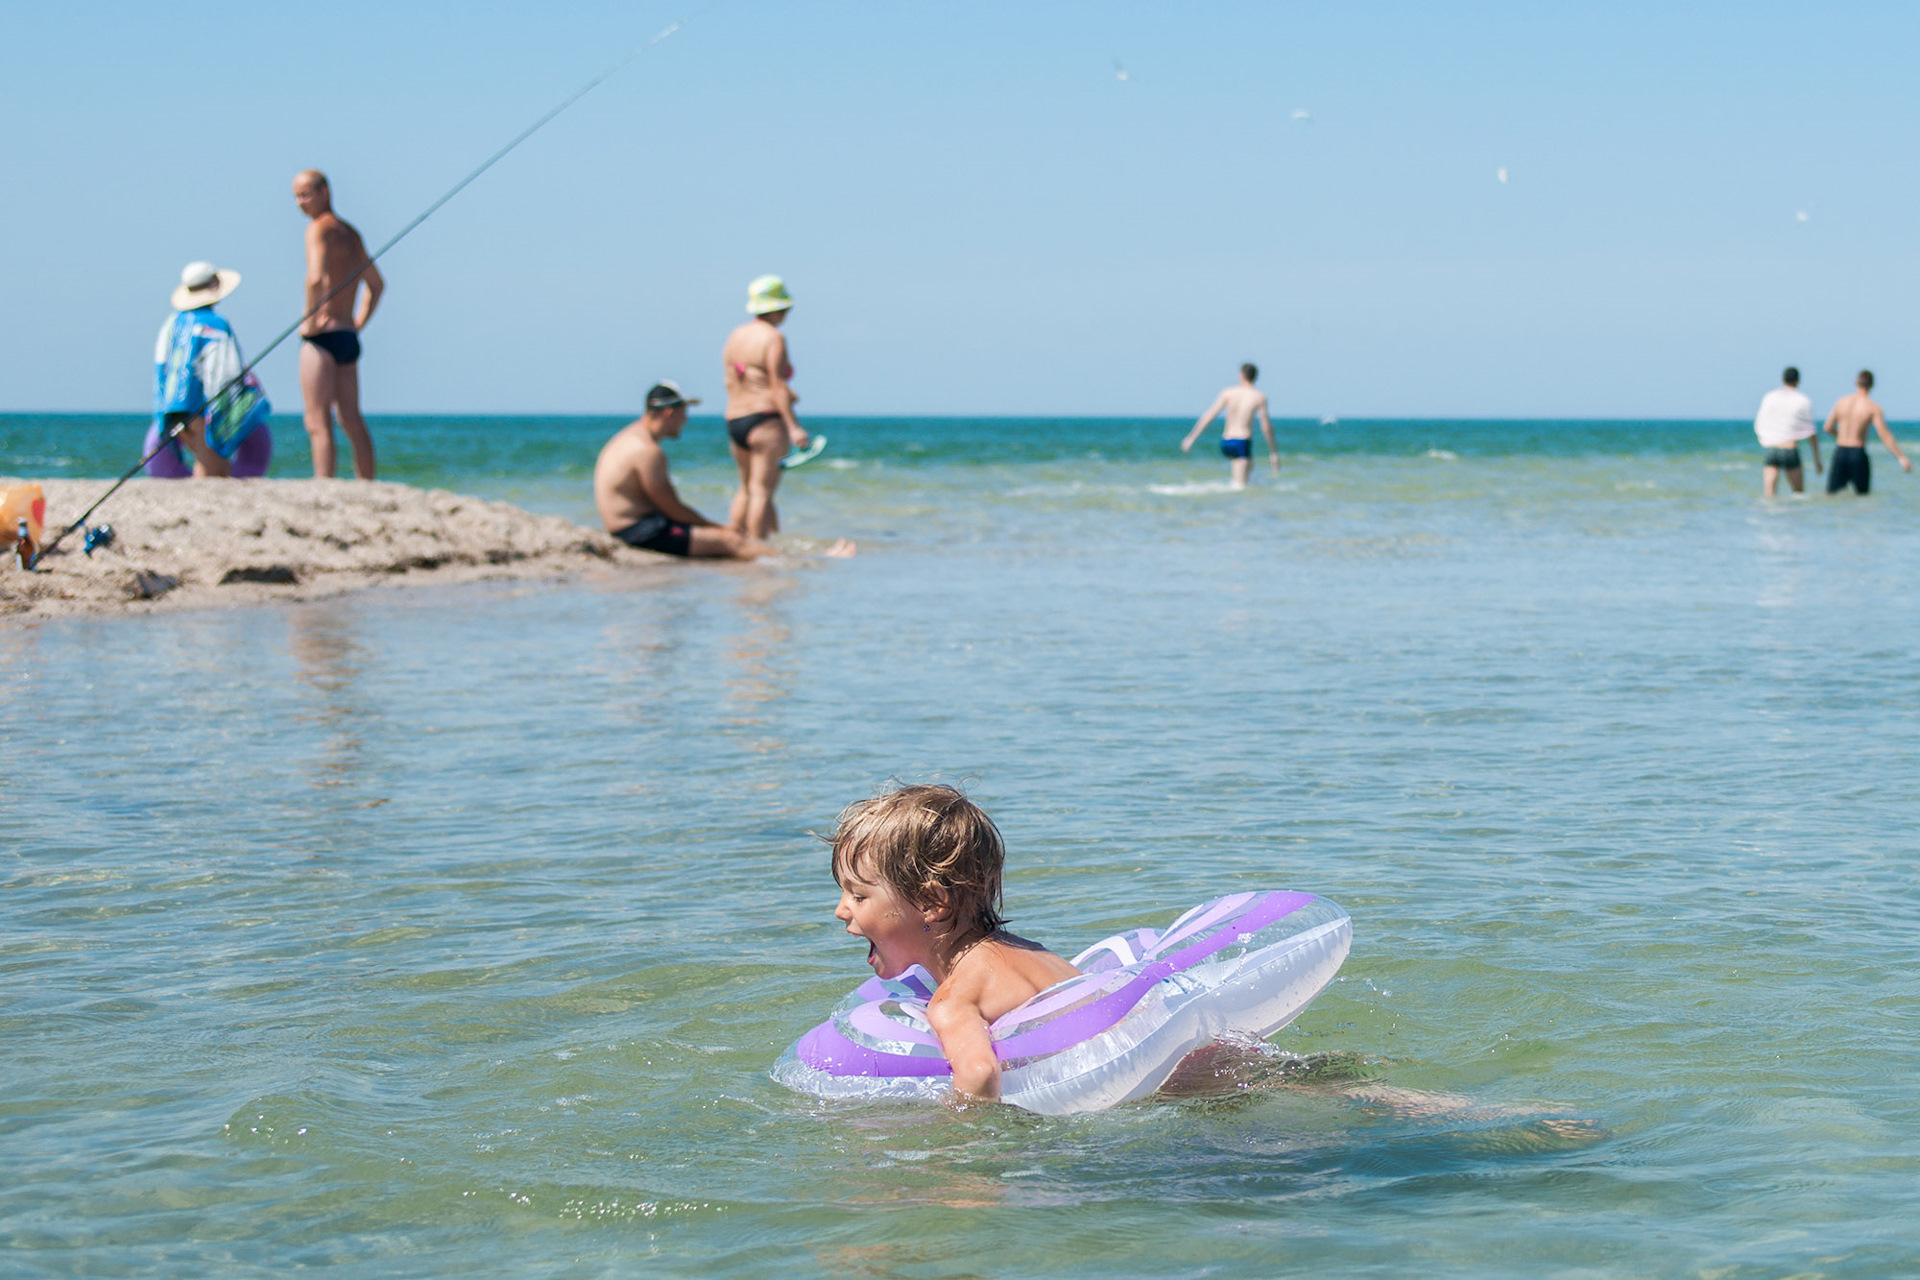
{"left": 7, "top": 415, "right": 1920, "bottom": 1276}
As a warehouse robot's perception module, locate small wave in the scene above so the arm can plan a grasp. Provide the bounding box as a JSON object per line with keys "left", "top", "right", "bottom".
{"left": 1148, "top": 481, "right": 1241, "bottom": 496}
{"left": 1426, "top": 449, "right": 1459, "bottom": 461}
{"left": 824, "top": 458, "right": 859, "bottom": 469}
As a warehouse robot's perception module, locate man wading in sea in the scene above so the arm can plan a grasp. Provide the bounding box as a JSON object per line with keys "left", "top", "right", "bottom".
{"left": 1754, "top": 366, "right": 1821, "bottom": 496}
{"left": 293, "top": 169, "right": 384, "bottom": 480}
{"left": 1182, "top": 363, "right": 1279, "bottom": 489}
{"left": 1822, "top": 370, "right": 1911, "bottom": 496}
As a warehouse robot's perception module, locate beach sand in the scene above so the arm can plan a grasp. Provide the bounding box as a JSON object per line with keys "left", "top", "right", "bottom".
{"left": 0, "top": 477, "right": 665, "bottom": 618}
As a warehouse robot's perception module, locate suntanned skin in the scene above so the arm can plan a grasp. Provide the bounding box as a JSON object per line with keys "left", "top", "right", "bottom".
{"left": 1824, "top": 381, "right": 1912, "bottom": 470}
{"left": 834, "top": 862, "right": 1079, "bottom": 1103}
{"left": 293, "top": 170, "right": 384, "bottom": 480}
{"left": 721, "top": 309, "right": 809, "bottom": 538}
{"left": 175, "top": 416, "right": 231, "bottom": 479}
{"left": 593, "top": 405, "right": 775, "bottom": 559}
{"left": 1182, "top": 370, "right": 1279, "bottom": 489}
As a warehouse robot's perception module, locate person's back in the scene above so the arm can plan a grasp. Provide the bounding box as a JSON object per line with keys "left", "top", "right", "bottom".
{"left": 1754, "top": 367, "right": 1818, "bottom": 496}
{"left": 722, "top": 319, "right": 790, "bottom": 418}
{"left": 593, "top": 425, "right": 665, "bottom": 530}
{"left": 1827, "top": 389, "right": 1879, "bottom": 448}
{"left": 1823, "top": 369, "right": 1911, "bottom": 495}
{"left": 933, "top": 932, "right": 1081, "bottom": 1024}
{"left": 1182, "top": 362, "right": 1279, "bottom": 488}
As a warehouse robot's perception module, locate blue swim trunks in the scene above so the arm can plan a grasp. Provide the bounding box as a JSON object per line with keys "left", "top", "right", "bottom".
{"left": 1220, "top": 437, "right": 1252, "bottom": 460}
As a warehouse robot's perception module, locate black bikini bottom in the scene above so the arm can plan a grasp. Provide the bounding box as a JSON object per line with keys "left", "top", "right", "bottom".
{"left": 727, "top": 412, "right": 781, "bottom": 449}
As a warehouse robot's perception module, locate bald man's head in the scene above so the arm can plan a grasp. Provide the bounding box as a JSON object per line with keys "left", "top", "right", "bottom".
{"left": 292, "top": 170, "right": 332, "bottom": 217}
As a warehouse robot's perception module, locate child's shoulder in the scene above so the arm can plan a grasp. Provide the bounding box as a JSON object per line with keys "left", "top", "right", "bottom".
{"left": 932, "top": 933, "right": 1081, "bottom": 1023}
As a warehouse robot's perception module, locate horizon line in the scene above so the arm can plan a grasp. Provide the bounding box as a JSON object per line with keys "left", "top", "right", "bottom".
{"left": 0, "top": 410, "right": 1779, "bottom": 425}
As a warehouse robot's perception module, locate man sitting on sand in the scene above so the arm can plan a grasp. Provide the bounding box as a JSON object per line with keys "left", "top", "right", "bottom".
{"left": 1182, "top": 363, "right": 1279, "bottom": 489}
{"left": 1822, "top": 369, "right": 1911, "bottom": 496}
{"left": 595, "top": 382, "right": 776, "bottom": 559}
{"left": 1754, "top": 366, "right": 1821, "bottom": 497}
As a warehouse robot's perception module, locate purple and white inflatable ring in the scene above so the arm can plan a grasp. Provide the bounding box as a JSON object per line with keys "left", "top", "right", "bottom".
{"left": 772, "top": 890, "right": 1351, "bottom": 1114}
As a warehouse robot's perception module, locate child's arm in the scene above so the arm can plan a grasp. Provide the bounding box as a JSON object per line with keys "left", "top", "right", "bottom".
{"left": 926, "top": 991, "right": 1001, "bottom": 1102}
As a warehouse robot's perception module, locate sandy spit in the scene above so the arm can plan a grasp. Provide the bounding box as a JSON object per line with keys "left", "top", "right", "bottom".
{"left": 1, "top": 477, "right": 668, "bottom": 619}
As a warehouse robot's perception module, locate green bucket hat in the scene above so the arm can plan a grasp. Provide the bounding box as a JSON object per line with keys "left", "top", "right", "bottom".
{"left": 747, "top": 275, "right": 794, "bottom": 315}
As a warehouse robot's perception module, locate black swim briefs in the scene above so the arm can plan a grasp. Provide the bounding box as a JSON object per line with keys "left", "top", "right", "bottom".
{"left": 302, "top": 330, "right": 361, "bottom": 365}
{"left": 1828, "top": 445, "right": 1870, "bottom": 495}
{"left": 612, "top": 513, "right": 691, "bottom": 557}
{"left": 726, "top": 412, "right": 781, "bottom": 449}
{"left": 1763, "top": 445, "right": 1802, "bottom": 471}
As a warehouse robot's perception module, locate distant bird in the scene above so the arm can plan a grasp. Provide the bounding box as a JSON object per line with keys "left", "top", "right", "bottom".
{"left": 1795, "top": 210, "right": 1810, "bottom": 223}
{"left": 1114, "top": 60, "right": 1129, "bottom": 82}
{"left": 1291, "top": 108, "right": 1312, "bottom": 122}
{"left": 1496, "top": 167, "right": 1509, "bottom": 184}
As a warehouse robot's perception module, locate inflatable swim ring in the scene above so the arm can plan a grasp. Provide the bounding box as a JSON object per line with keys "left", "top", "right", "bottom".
{"left": 773, "top": 889, "right": 1351, "bottom": 1115}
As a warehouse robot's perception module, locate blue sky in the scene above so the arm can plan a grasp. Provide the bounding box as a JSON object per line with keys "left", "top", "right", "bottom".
{"left": 4, "top": 0, "right": 1916, "bottom": 417}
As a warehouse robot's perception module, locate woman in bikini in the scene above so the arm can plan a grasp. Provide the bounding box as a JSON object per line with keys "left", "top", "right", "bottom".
{"left": 721, "top": 276, "right": 811, "bottom": 539}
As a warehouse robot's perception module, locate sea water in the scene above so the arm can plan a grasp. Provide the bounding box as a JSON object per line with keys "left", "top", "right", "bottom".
{"left": 5, "top": 414, "right": 1919, "bottom": 1276}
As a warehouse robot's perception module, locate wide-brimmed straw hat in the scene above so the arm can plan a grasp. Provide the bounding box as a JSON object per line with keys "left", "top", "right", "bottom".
{"left": 747, "top": 274, "right": 793, "bottom": 315}
{"left": 172, "top": 260, "right": 241, "bottom": 310}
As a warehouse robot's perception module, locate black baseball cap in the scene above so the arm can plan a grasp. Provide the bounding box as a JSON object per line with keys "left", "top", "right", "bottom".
{"left": 645, "top": 380, "right": 700, "bottom": 411}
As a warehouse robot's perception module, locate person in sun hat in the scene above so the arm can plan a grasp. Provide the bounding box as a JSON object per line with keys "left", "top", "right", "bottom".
{"left": 146, "top": 261, "right": 273, "bottom": 479}
{"left": 720, "top": 274, "right": 811, "bottom": 538}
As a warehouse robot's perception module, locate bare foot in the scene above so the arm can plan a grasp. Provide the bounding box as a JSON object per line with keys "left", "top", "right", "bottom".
{"left": 823, "top": 539, "right": 857, "bottom": 558}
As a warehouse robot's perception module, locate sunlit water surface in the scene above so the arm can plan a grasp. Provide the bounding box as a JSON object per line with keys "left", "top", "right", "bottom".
{"left": 5, "top": 416, "right": 1919, "bottom": 1276}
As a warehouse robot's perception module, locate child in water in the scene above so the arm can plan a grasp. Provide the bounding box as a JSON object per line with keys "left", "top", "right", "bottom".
{"left": 828, "top": 785, "right": 1080, "bottom": 1103}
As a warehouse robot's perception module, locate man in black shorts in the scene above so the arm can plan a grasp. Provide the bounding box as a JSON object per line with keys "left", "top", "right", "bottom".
{"left": 593, "top": 382, "right": 775, "bottom": 559}
{"left": 1822, "top": 369, "right": 1912, "bottom": 495}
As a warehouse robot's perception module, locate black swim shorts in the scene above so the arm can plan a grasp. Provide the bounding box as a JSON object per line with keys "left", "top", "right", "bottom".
{"left": 1828, "top": 446, "right": 1870, "bottom": 495}
{"left": 613, "top": 513, "right": 691, "bottom": 557}
{"left": 302, "top": 330, "right": 361, "bottom": 365}
{"left": 1763, "top": 446, "right": 1802, "bottom": 471}
{"left": 1220, "top": 437, "right": 1253, "bottom": 460}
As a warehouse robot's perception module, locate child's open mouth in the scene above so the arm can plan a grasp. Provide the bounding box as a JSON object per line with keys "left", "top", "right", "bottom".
{"left": 866, "top": 940, "right": 879, "bottom": 970}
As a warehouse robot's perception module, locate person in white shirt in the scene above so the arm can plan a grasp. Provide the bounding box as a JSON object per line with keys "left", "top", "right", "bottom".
{"left": 1753, "top": 366, "right": 1821, "bottom": 496}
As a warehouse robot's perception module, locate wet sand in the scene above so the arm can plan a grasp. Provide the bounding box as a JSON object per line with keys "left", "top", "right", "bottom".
{"left": 0, "top": 478, "right": 668, "bottom": 619}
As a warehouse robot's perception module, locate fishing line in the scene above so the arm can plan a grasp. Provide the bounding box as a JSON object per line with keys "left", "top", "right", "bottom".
{"left": 32, "top": 0, "right": 725, "bottom": 568}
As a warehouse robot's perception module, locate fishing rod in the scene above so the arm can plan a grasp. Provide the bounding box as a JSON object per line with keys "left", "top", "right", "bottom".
{"left": 31, "top": 1, "right": 724, "bottom": 569}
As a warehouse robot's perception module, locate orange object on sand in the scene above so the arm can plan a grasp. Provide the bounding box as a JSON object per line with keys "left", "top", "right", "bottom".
{"left": 0, "top": 484, "right": 46, "bottom": 546}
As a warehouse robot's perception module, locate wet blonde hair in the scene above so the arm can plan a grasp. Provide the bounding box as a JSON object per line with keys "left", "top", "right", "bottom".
{"left": 828, "top": 784, "right": 1007, "bottom": 934}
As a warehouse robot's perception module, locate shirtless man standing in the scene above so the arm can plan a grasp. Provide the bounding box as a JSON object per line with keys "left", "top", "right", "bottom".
{"left": 293, "top": 169, "right": 383, "bottom": 480}
{"left": 1822, "top": 369, "right": 1911, "bottom": 496}
{"left": 1182, "top": 363, "right": 1279, "bottom": 489}
{"left": 594, "top": 382, "right": 775, "bottom": 560}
